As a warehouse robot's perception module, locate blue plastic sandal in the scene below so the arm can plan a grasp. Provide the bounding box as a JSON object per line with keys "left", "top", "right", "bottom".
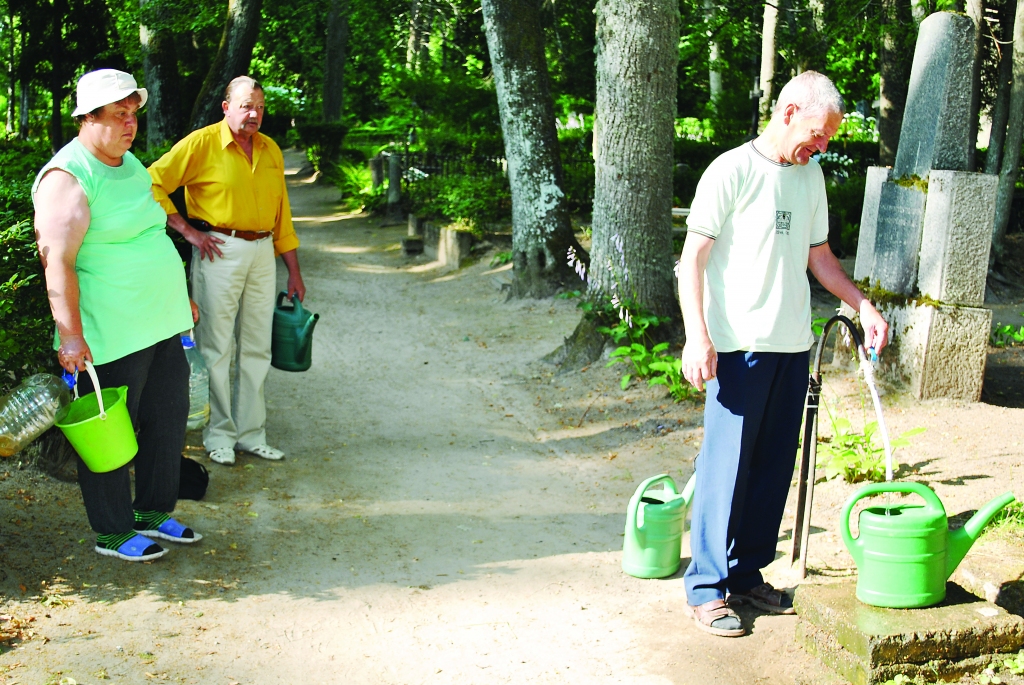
{"left": 94, "top": 533, "right": 167, "bottom": 562}
{"left": 134, "top": 517, "right": 203, "bottom": 544}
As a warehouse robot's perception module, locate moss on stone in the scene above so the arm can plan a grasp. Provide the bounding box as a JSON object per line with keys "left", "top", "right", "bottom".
{"left": 892, "top": 174, "right": 929, "bottom": 193}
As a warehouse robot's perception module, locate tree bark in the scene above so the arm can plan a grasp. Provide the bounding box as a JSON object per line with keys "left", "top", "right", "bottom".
{"left": 48, "top": 0, "right": 66, "bottom": 153}
{"left": 6, "top": 12, "right": 14, "bottom": 134}
{"left": 986, "top": 0, "right": 1015, "bottom": 175}
{"left": 878, "top": 0, "right": 914, "bottom": 166}
{"left": 189, "top": 0, "right": 263, "bottom": 130}
{"left": 406, "top": 0, "right": 430, "bottom": 69}
{"left": 140, "top": 0, "right": 182, "bottom": 149}
{"left": 992, "top": 0, "right": 1024, "bottom": 263}
{"left": 757, "top": 0, "right": 779, "bottom": 125}
{"left": 589, "top": 0, "right": 677, "bottom": 317}
{"left": 967, "top": 0, "right": 984, "bottom": 169}
{"left": 481, "top": 0, "right": 581, "bottom": 298}
{"left": 704, "top": 0, "right": 722, "bottom": 110}
{"left": 323, "top": 0, "right": 349, "bottom": 122}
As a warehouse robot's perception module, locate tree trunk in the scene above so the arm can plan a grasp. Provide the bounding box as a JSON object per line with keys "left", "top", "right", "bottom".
{"left": 189, "top": 0, "right": 263, "bottom": 130}
{"left": 757, "top": 0, "right": 779, "bottom": 125}
{"left": 967, "top": 0, "right": 984, "bottom": 170}
{"left": 991, "top": 0, "right": 1024, "bottom": 263}
{"left": 322, "top": 0, "right": 348, "bottom": 122}
{"left": 140, "top": 0, "right": 182, "bottom": 149}
{"left": 589, "top": 0, "right": 677, "bottom": 316}
{"left": 705, "top": 0, "right": 722, "bottom": 110}
{"left": 6, "top": 12, "right": 14, "bottom": 135}
{"left": 481, "top": 0, "right": 581, "bottom": 298}
{"left": 878, "top": 0, "right": 914, "bottom": 166}
{"left": 986, "top": 0, "right": 1015, "bottom": 175}
{"left": 48, "top": 0, "right": 66, "bottom": 154}
{"left": 18, "top": 78, "right": 28, "bottom": 140}
{"left": 406, "top": 0, "right": 430, "bottom": 69}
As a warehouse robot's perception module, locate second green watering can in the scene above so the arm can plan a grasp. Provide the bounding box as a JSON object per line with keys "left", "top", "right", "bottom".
{"left": 841, "top": 481, "right": 1015, "bottom": 608}
{"left": 271, "top": 292, "right": 319, "bottom": 372}
{"left": 622, "top": 473, "right": 696, "bottom": 579}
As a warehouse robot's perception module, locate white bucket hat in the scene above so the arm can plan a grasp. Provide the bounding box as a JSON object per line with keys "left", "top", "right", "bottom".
{"left": 71, "top": 69, "right": 148, "bottom": 117}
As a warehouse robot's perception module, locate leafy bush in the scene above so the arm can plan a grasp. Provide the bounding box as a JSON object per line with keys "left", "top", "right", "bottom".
{"left": 410, "top": 174, "right": 511, "bottom": 233}
{"left": 0, "top": 139, "right": 56, "bottom": 393}
{"left": 991, "top": 315, "right": 1024, "bottom": 347}
{"left": 825, "top": 174, "right": 867, "bottom": 255}
{"left": 819, "top": 405, "right": 925, "bottom": 483}
{"left": 295, "top": 121, "right": 349, "bottom": 174}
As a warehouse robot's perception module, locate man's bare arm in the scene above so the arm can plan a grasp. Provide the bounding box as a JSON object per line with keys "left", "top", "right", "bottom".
{"left": 807, "top": 243, "right": 889, "bottom": 352}
{"left": 679, "top": 232, "right": 717, "bottom": 390}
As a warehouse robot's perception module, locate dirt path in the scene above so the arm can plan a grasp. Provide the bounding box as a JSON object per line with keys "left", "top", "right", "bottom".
{"left": 2, "top": 152, "right": 1023, "bottom": 685}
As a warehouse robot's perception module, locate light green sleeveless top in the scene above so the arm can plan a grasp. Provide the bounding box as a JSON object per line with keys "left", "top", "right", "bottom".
{"left": 32, "top": 139, "right": 193, "bottom": 365}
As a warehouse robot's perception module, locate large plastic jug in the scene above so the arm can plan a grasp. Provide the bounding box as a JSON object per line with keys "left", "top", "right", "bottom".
{"left": 181, "top": 333, "right": 210, "bottom": 431}
{"left": 271, "top": 292, "right": 319, "bottom": 372}
{"left": 0, "top": 374, "right": 73, "bottom": 456}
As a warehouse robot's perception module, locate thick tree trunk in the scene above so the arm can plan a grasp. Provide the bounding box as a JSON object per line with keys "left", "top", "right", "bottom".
{"left": 986, "top": 0, "right": 1015, "bottom": 175}
{"left": 992, "top": 0, "right": 1024, "bottom": 263}
{"left": 757, "top": 0, "right": 779, "bottom": 125}
{"left": 323, "top": 0, "right": 349, "bottom": 122}
{"left": 705, "top": 0, "right": 722, "bottom": 109}
{"left": 589, "top": 0, "right": 677, "bottom": 317}
{"left": 481, "top": 0, "right": 580, "bottom": 298}
{"left": 189, "top": 0, "right": 263, "bottom": 130}
{"left": 878, "top": 0, "right": 914, "bottom": 166}
{"left": 967, "top": 0, "right": 984, "bottom": 169}
{"left": 140, "top": 0, "right": 182, "bottom": 149}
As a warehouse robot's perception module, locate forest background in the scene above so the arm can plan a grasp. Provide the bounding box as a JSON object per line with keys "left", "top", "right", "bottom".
{"left": 0, "top": 0, "right": 1022, "bottom": 398}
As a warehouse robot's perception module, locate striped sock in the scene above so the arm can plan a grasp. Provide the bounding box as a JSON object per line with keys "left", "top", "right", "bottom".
{"left": 96, "top": 531, "right": 138, "bottom": 551}
{"left": 133, "top": 510, "right": 171, "bottom": 531}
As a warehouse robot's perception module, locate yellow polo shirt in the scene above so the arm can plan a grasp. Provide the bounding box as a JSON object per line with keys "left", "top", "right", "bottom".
{"left": 148, "top": 119, "right": 300, "bottom": 255}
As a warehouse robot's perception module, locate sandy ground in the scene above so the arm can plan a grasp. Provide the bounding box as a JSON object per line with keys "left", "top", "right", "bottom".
{"left": 2, "top": 152, "right": 1024, "bottom": 685}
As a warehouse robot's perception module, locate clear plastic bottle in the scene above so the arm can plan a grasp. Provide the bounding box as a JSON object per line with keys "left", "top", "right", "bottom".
{"left": 0, "top": 374, "right": 73, "bottom": 457}
{"left": 181, "top": 333, "right": 210, "bottom": 431}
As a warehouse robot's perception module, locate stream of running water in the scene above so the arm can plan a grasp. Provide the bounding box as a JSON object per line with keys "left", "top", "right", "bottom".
{"left": 859, "top": 348, "right": 894, "bottom": 512}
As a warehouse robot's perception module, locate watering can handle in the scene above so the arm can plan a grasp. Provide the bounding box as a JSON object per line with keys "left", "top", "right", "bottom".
{"left": 276, "top": 291, "right": 303, "bottom": 313}
{"left": 627, "top": 474, "right": 679, "bottom": 532}
{"left": 73, "top": 361, "right": 107, "bottom": 420}
{"left": 840, "top": 481, "right": 945, "bottom": 562}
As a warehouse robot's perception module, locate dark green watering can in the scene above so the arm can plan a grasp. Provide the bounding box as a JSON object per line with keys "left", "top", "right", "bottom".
{"left": 271, "top": 292, "right": 319, "bottom": 372}
{"left": 622, "top": 473, "right": 696, "bottom": 579}
{"left": 841, "top": 481, "right": 1015, "bottom": 608}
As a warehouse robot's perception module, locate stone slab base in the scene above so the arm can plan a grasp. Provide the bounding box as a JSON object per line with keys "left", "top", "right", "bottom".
{"left": 422, "top": 221, "right": 474, "bottom": 271}
{"left": 794, "top": 581, "right": 1024, "bottom": 685}
{"left": 836, "top": 302, "right": 991, "bottom": 401}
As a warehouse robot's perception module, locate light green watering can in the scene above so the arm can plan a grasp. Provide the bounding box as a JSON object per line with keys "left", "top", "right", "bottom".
{"left": 622, "top": 473, "right": 696, "bottom": 579}
{"left": 841, "top": 481, "right": 1015, "bottom": 608}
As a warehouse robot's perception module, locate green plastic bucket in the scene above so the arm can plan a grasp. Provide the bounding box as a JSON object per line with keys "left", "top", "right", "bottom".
{"left": 55, "top": 361, "right": 137, "bottom": 473}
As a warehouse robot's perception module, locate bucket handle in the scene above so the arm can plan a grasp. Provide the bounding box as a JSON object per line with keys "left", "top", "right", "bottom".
{"left": 72, "top": 361, "right": 108, "bottom": 420}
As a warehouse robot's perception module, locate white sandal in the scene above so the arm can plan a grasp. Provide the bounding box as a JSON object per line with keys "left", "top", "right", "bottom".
{"left": 242, "top": 444, "right": 285, "bottom": 461}
{"left": 208, "top": 447, "right": 236, "bottom": 465}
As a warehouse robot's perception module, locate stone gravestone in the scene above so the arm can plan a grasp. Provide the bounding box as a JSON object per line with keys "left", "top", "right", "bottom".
{"left": 847, "top": 11, "right": 997, "bottom": 401}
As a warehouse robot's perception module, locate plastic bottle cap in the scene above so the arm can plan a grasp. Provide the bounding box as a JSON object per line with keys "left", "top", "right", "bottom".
{"left": 61, "top": 371, "right": 76, "bottom": 390}
{"left": 181, "top": 335, "right": 195, "bottom": 349}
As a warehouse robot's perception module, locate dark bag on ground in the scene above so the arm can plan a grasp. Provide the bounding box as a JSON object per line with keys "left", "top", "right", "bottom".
{"left": 179, "top": 456, "right": 209, "bottom": 500}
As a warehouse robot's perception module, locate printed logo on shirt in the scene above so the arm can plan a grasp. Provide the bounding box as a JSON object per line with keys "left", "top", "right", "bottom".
{"left": 775, "top": 211, "right": 792, "bottom": 235}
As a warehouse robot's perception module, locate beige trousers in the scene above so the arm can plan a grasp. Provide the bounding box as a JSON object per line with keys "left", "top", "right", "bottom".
{"left": 191, "top": 235, "right": 276, "bottom": 451}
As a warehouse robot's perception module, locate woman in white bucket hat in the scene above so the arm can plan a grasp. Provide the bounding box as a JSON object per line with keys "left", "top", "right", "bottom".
{"left": 31, "top": 69, "right": 203, "bottom": 562}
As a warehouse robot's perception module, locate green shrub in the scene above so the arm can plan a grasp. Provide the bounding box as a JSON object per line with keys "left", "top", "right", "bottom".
{"left": 295, "top": 121, "right": 348, "bottom": 174}
{"left": 410, "top": 174, "right": 511, "bottom": 233}
{"left": 826, "top": 175, "right": 867, "bottom": 255}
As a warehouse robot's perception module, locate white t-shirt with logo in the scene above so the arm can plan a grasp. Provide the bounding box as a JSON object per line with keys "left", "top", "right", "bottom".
{"left": 686, "top": 141, "right": 829, "bottom": 353}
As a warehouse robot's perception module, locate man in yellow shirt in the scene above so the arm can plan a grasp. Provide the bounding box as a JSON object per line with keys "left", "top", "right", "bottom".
{"left": 149, "top": 76, "right": 305, "bottom": 466}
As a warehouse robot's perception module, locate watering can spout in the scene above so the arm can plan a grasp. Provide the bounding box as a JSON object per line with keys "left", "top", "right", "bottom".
{"left": 299, "top": 312, "right": 320, "bottom": 346}
{"left": 946, "top": 491, "right": 1016, "bottom": 578}
{"left": 680, "top": 473, "right": 696, "bottom": 507}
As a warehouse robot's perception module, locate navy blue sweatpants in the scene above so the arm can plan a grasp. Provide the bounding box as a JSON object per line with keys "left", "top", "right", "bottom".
{"left": 684, "top": 350, "right": 808, "bottom": 606}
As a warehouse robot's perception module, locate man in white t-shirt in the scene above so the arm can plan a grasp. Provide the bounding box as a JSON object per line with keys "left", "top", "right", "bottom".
{"left": 678, "top": 71, "right": 888, "bottom": 637}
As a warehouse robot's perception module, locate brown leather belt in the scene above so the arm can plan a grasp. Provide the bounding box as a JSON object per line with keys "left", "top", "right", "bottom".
{"left": 208, "top": 226, "right": 272, "bottom": 241}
